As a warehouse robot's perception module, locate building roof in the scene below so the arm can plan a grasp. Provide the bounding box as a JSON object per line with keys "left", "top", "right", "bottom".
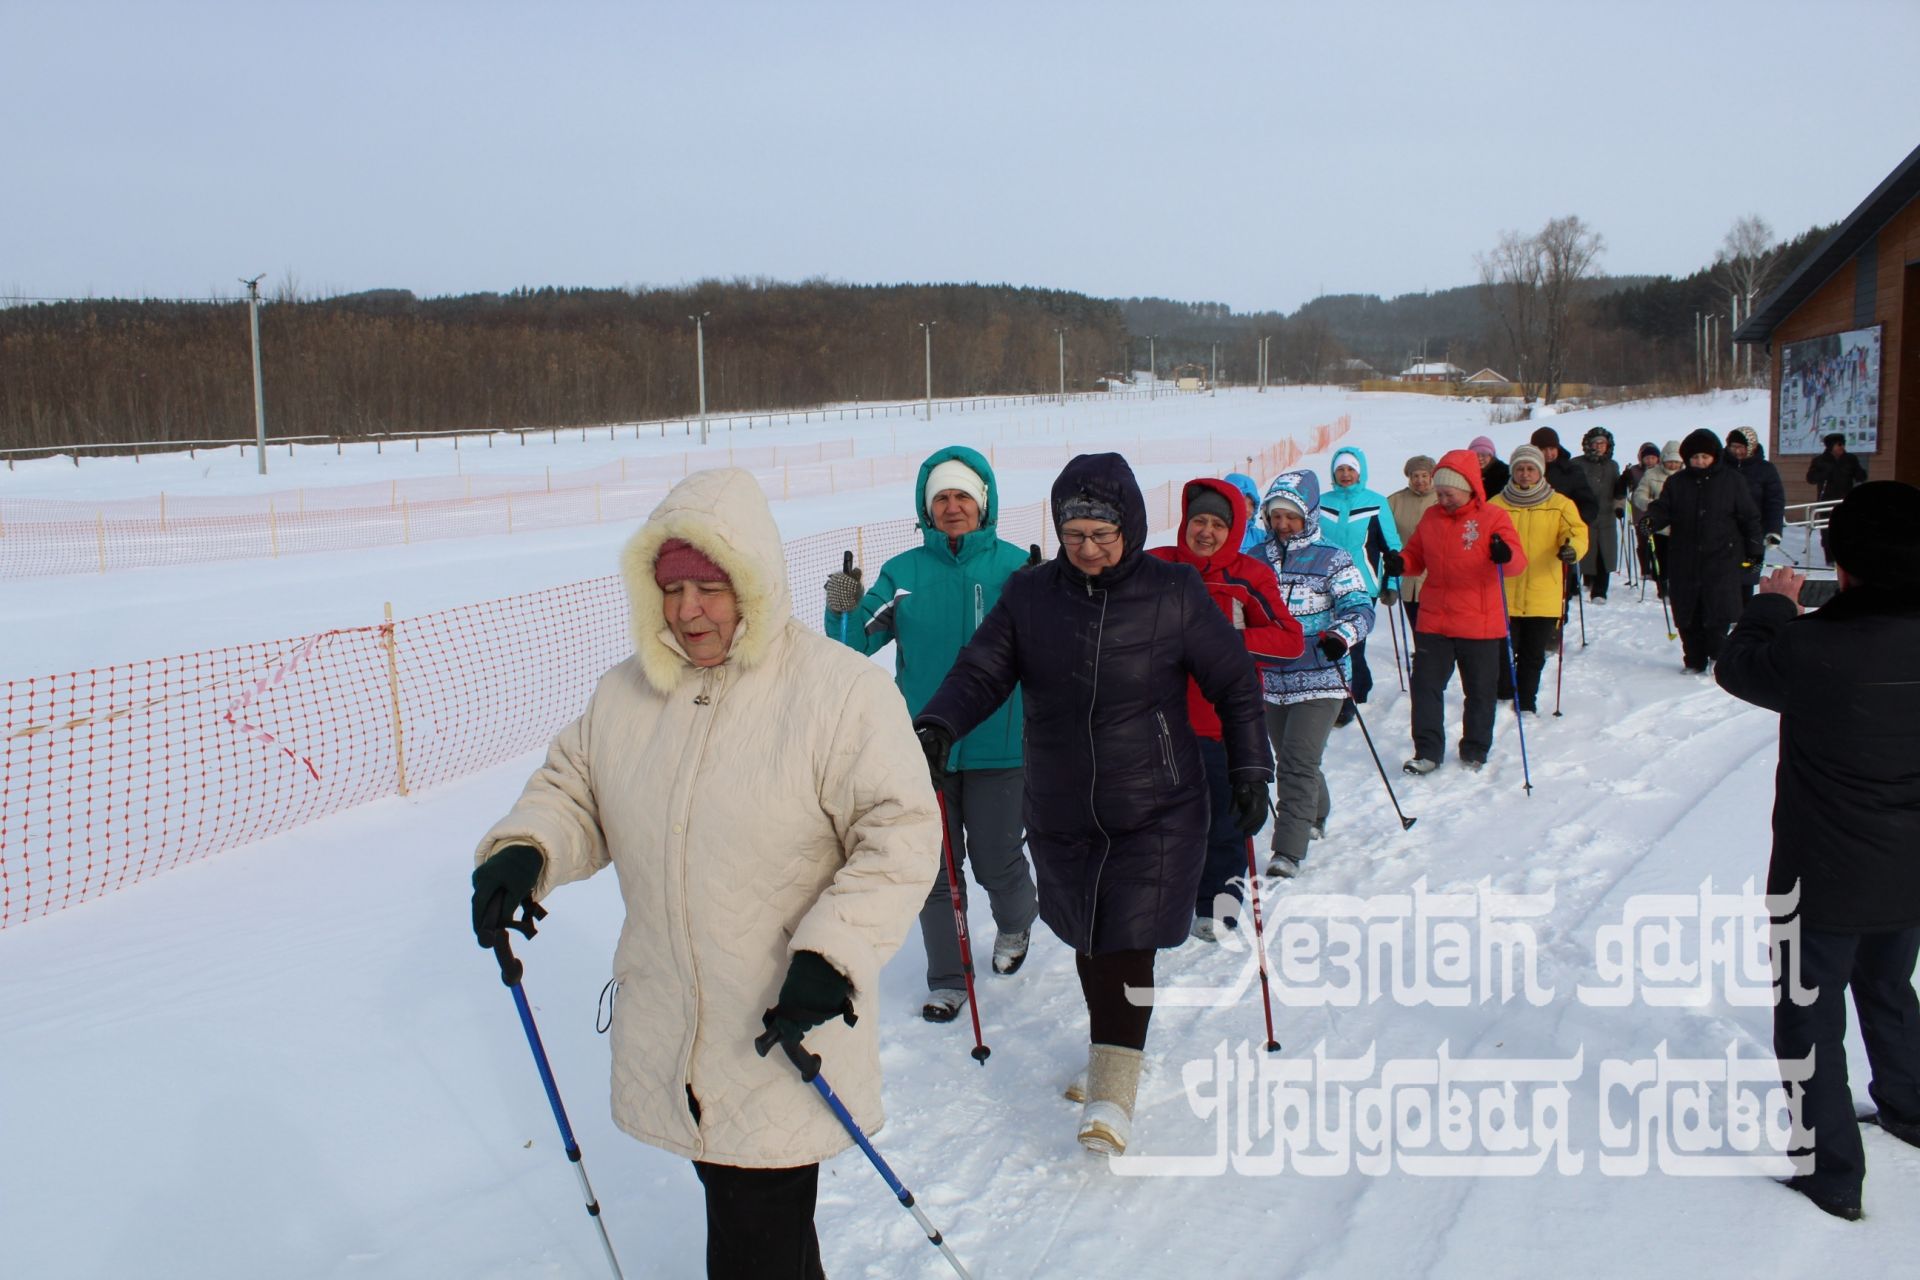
{"left": 1734, "top": 141, "right": 1920, "bottom": 345}
{"left": 1399, "top": 361, "right": 1466, "bottom": 376}
{"left": 1463, "top": 367, "right": 1511, "bottom": 383}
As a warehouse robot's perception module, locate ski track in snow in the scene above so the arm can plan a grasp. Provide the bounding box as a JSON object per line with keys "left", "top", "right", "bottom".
{"left": 8, "top": 387, "right": 1917, "bottom": 1278}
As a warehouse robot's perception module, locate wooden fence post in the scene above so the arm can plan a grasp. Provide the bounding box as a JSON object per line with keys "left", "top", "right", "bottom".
{"left": 383, "top": 602, "right": 410, "bottom": 796}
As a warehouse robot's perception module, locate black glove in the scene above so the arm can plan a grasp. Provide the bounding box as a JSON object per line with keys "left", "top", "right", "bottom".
{"left": 472, "top": 844, "right": 544, "bottom": 946}
{"left": 1489, "top": 533, "right": 1513, "bottom": 565}
{"left": 1381, "top": 549, "right": 1405, "bottom": 578}
{"left": 1230, "top": 781, "right": 1270, "bottom": 839}
{"left": 760, "top": 951, "right": 855, "bottom": 1051}
{"left": 1557, "top": 542, "right": 1578, "bottom": 564}
{"left": 1317, "top": 631, "right": 1348, "bottom": 661}
{"left": 915, "top": 723, "right": 954, "bottom": 783}
{"left": 823, "top": 551, "right": 863, "bottom": 614}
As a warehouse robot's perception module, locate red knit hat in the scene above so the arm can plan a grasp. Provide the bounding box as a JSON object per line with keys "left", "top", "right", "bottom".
{"left": 653, "top": 538, "right": 731, "bottom": 587}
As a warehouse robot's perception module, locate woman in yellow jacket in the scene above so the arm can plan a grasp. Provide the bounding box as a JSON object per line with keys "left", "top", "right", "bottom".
{"left": 1490, "top": 444, "right": 1589, "bottom": 713}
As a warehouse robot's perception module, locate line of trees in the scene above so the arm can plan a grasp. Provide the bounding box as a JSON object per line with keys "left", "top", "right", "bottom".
{"left": 0, "top": 281, "right": 1129, "bottom": 452}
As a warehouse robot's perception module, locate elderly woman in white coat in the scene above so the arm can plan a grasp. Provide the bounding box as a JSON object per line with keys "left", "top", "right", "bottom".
{"left": 470, "top": 467, "right": 940, "bottom": 1279}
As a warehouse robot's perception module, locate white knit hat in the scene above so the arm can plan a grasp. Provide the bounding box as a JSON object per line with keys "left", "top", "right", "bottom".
{"left": 1431, "top": 466, "right": 1473, "bottom": 494}
{"left": 924, "top": 458, "right": 988, "bottom": 519}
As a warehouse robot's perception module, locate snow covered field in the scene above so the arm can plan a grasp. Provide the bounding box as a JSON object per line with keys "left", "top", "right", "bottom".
{"left": 7, "top": 386, "right": 1913, "bottom": 1279}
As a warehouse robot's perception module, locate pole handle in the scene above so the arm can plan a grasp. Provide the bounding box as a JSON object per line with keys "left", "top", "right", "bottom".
{"left": 755, "top": 1022, "right": 823, "bottom": 1082}
{"left": 480, "top": 893, "right": 547, "bottom": 986}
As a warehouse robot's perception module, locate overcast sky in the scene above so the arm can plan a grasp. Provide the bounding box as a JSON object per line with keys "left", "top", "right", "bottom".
{"left": 5, "top": 0, "right": 1917, "bottom": 313}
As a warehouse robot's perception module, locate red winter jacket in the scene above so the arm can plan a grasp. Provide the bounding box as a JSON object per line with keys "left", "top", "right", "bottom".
{"left": 1399, "top": 448, "right": 1528, "bottom": 641}
{"left": 1150, "top": 477, "right": 1306, "bottom": 737}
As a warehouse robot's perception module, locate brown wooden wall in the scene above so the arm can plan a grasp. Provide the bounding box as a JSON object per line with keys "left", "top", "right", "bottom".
{"left": 1763, "top": 195, "right": 1920, "bottom": 506}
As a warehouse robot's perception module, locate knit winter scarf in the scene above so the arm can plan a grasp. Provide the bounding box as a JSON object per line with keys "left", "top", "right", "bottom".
{"left": 1502, "top": 477, "right": 1553, "bottom": 507}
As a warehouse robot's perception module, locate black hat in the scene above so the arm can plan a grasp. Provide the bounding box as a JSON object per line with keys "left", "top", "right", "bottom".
{"left": 1184, "top": 484, "right": 1235, "bottom": 527}
{"left": 1828, "top": 481, "right": 1920, "bottom": 587}
{"left": 1823, "top": 432, "right": 1847, "bottom": 448}
{"left": 1529, "top": 426, "right": 1563, "bottom": 452}
{"left": 1679, "top": 428, "right": 1722, "bottom": 461}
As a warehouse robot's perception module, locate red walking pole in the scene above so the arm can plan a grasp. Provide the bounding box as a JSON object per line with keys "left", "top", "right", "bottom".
{"left": 934, "top": 791, "right": 991, "bottom": 1064}
{"left": 1243, "top": 837, "right": 1281, "bottom": 1054}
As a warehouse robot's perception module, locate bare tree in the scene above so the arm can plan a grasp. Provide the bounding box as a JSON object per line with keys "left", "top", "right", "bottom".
{"left": 1535, "top": 215, "right": 1605, "bottom": 404}
{"left": 1477, "top": 229, "right": 1544, "bottom": 402}
{"left": 1715, "top": 214, "right": 1779, "bottom": 381}
{"left": 1477, "top": 216, "right": 1604, "bottom": 405}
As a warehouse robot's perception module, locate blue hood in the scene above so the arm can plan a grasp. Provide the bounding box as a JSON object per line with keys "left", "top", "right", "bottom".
{"left": 1227, "top": 472, "right": 1266, "bottom": 551}
{"left": 1327, "top": 445, "right": 1372, "bottom": 497}
{"left": 1261, "top": 469, "right": 1323, "bottom": 548}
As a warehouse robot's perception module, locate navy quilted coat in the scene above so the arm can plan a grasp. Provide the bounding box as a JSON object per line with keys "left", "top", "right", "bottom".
{"left": 917, "top": 454, "right": 1273, "bottom": 954}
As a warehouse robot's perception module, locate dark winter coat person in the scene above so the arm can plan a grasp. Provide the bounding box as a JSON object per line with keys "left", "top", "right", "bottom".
{"left": 916, "top": 452, "right": 1274, "bottom": 1157}
{"left": 1645, "top": 428, "right": 1763, "bottom": 672}
{"left": 470, "top": 468, "right": 939, "bottom": 1276}
{"left": 824, "top": 445, "right": 1038, "bottom": 1020}
{"left": 1633, "top": 441, "right": 1685, "bottom": 599}
{"left": 1399, "top": 448, "right": 1527, "bottom": 771}
{"left": 1470, "top": 435, "right": 1509, "bottom": 502}
{"left": 1724, "top": 427, "right": 1787, "bottom": 593}
{"left": 1150, "top": 479, "right": 1304, "bottom": 932}
{"left": 1716, "top": 480, "right": 1920, "bottom": 1222}
{"left": 1625, "top": 441, "right": 1662, "bottom": 581}
{"left": 1574, "top": 427, "right": 1623, "bottom": 600}
{"left": 1258, "top": 470, "right": 1374, "bottom": 874}
{"left": 1807, "top": 433, "right": 1869, "bottom": 562}
{"left": 1530, "top": 425, "right": 1599, "bottom": 524}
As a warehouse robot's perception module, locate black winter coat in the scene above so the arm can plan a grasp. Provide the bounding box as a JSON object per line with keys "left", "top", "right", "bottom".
{"left": 1546, "top": 455, "right": 1599, "bottom": 524}
{"left": 1806, "top": 451, "right": 1868, "bottom": 503}
{"left": 1725, "top": 449, "right": 1786, "bottom": 584}
{"left": 1646, "top": 462, "right": 1762, "bottom": 629}
{"left": 1481, "top": 458, "right": 1510, "bottom": 500}
{"left": 918, "top": 453, "right": 1273, "bottom": 954}
{"left": 1717, "top": 586, "right": 1920, "bottom": 931}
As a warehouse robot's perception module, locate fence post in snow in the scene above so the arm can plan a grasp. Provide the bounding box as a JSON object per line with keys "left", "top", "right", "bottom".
{"left": 383, "top": 603, "right": 410, "bottom": 796}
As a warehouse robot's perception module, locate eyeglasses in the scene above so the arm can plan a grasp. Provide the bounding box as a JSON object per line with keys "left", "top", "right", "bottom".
{"left": 1060, "top": 529, "right": 1122, "bottom": 548}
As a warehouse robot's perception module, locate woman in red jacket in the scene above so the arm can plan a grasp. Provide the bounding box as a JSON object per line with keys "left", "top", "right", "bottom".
{"left": 1398, "top": 449, "right": 1527, "bottom": 775}
{"left": 1151, "top": 478, "right": 1305, "bottom": 940}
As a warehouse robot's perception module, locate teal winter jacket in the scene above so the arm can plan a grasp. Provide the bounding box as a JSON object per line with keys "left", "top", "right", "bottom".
{"left": 1318, "top": 445, "right": 1403, "bottom": 598}
{"left": 826, "top": 445, "right": 1031, "bottom": 770}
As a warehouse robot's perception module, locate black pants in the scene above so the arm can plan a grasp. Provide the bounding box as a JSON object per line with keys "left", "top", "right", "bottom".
{"left": 1349, "top": 636, "right": 1373, "bottom": 704}
{"left": 1076, "top": 948, "right": 1156, "bottom": 1049}
{"left": 1495, "top": 617, "right": 1557, "bottom": 712}
{"left": 694, "top": 1161, "right": 825, "bottom": 1279}
{"left": 1410, "top": 634, "right": 1501, "bottom": 764}
{"left": 1679, "top": 622, "right": 1729, "bottom": 670}
{"left": 1195, "top": 737, "right": 1244, "bottom": 919}
{"left": 1403, "top": 599, "right": 1419, "bottom": 632}
{"left": 1774, "top": 925, "right": 1920, "bottom": 1200}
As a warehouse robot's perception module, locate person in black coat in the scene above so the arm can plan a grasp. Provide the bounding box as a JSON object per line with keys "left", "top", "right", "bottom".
{"left": 1529, "top": 426, "right": 1599, "bottom": 523}
{"left": 1806, "top": 433, "right": 1869, "bottom": 561}
{"left": 916, "top": 451, "right": 1273, "bottom": 1155}
{"left": 1644, "top": 428, "right": 1762, "bottom": 672}
{"left": 1725, "top": 427, "right": 1787, "bottom": 599}
{"left": 1716, "top": 480, "right": 1920, "bottom": 1222}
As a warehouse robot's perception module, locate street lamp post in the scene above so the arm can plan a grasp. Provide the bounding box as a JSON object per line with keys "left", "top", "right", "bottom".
{"left": 242, "top": 275, "right": 267, "bottom": 474}
{"left": 1147, "top": 334, "right": 1156, "bottom": 392}
{"left": 919, "top": 320, "right": 936, "bottom": 421}
{"left": 689, "top": 312, "right": 711, "bottom": 444}
{"left": 1055, "top": 328, "right": 1067, "bottom": 403}
{"left": 1210, "top": 341, "right": 1218, "bottom": 387}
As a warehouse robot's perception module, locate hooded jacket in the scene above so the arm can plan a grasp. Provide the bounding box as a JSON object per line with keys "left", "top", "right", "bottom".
{"left": 1257, "top": 470, "right": 1375, "bottom": 704}
{"left": 1150, "top": 478, "right": 1306, "bottom": 736}
{"left": 1724, "top": 438, "right": 1787, "bottom": 541}
{"left": 1318, "top": 446, "right": 1403, "bottom": 597}
{"left": 1632, "top": 442, "right": 1681, "bottom": 518}
{"left": 477, "top": 467, "right": 939, "bottom": 1168}
{"left": 828, "top": 445, "right": 1031, "bottom": 770}
{"left": 1400, "top": 448, "right": 1528, "bottom": 639}
{"left": 1575, "top": 427, "right": 1623, "bottom": 577}
{"left": 1646, "top": 440, "right": 1764, "bottom": 630}
{"left": 1225, "top": 472, "right": 1268, "bottom": 553}
{"left": 1490, "top": 485, "right": 1589, "bottom": 617}
{"left": 917, "top": 453, "right": 1273, "bottom": 954}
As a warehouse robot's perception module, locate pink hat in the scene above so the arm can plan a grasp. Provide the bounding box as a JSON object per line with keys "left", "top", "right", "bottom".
{"left": 653, "top": 538, "right": 731, "bottom": 587}
{"left": 1469, "top": 435, "right": 1496, "bottom": 459}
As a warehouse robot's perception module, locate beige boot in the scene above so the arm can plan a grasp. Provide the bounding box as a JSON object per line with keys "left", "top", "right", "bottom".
{"left": 1077, "top": 1044, "right": 1145, "bottom": 1155}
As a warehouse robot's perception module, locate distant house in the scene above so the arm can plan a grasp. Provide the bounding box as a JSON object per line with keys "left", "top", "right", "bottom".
{"left": 1173, "top": 361, "right": 1208, "bottom": 391}
{"left": 1325, "top": 357, "right": 1380, "bottom": 383}
{"left": 1397, "top": 361, "right": 1468, "bottom": 383}
{"left": 1462, "top": 367, "right": 1512, "bottom": 386}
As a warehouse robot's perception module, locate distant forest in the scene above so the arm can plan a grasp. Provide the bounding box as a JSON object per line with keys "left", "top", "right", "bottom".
{"left": 0, "top": 282, "right": 1128, "bottom": 452}
{"left": 0, "top": 221, "right": 1833, "bottom": 452}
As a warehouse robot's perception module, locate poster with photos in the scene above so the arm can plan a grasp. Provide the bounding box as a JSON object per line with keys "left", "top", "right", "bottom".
{"left": 1778, "top": 324, "right": 1881, "bottom": 454}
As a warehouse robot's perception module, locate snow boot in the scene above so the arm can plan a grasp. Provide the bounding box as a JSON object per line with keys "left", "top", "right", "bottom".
{"left": 992, "top": 929, "right": 1030, "bottom": 975}
{"left": 1077, "top": 1044, "right": 1145, "bottom": 1156}
{"left": 1866, "top": 1112, "right": 1920, "bottom": 1150}
{"left": 1333, "top": 698, "right": 1357, "bottom": 728}
{"left": 1307, "top": 822, "right": 1325, "bottom": 841}
{"left": 1264, "top": 852, "right": 1300, "bottom": 878}
{"left": 1402, "top": 757, "right": 1439, "bottom": 776}
{"left": 1190, "top": 915, "right": 1221, "bottom": 944}
{"left": 921, "top": 988, "right": 968, "bottom": 1023}
{"left": 1780, "top": 1175, "right": 1862, "bottom": 1222}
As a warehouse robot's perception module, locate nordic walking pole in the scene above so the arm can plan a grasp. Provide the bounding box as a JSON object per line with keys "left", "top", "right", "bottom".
{"left": 837, "top": 551, "right": 853, "bottom": 645}
{"left": 482, "top": 897, "right": 627, "bottom": 1280}
{"left": 1242, "top": 835, "right": 1281, "bottom": 1053}
{"left": 1384, "top": 591, "right": 1407, "bottom": 692}
{"left": 1572, "top": 563, "right": 1588, "bottom": 648}
{"left": 755, "top": 1028, "right": 974, "bottom": 1280}
{"left": 1495, "top": 562, "right": 1535, "bottom": 796}
{"left": 1397, "top": 596, "right": 1415, "bottom": 677}
{"left": 1333, "top": 665, "right": 1417, "bottom": 829}
{"left": 934, "top": 791, "right": 991, "bottom": 1064}
{"left": 1646, "top": 532, "right": 1678, "bottom": 641}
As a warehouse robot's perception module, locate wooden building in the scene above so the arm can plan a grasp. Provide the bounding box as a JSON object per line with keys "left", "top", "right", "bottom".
{"left": 1735, "top": 142, "right": 1920, "bottom": 501}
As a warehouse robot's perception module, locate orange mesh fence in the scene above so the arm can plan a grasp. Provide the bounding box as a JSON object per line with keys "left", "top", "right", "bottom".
{"left": 0, "top": 418, "right": 1345, "bottom": 928}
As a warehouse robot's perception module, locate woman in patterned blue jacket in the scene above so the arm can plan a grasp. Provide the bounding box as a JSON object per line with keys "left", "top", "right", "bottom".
{"left": 1258, "top": 470, "right": 1375, "bottom": 876}
{"left": 1316, "top": 446, "right": 1402, "bottom": 722}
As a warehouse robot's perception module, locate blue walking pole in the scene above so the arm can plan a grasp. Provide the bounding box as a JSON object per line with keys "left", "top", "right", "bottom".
{"left": 483, "top": 897, "right": 627, "bottom": 1279}
{"left": 1494, "top": 560, "right": 1534, "bottom": 797}
{"left": 755, "top": 1025, "right": 974, "bottom": 1279}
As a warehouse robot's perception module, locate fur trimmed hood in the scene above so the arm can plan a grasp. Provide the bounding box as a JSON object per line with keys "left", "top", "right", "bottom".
{"left": 619, "top": 467, "right": 792, "bottom": 695}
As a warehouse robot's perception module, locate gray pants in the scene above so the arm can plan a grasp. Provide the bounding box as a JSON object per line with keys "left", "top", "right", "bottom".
{"left": 1263, "top": 699, "right": 1339, "bottom": 862}
{"left": 920, "top": 767, "right": 1037, "bottom": 990}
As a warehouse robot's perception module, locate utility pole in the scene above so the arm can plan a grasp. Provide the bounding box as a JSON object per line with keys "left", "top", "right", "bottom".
{"left": 689, "top": 312, "right": 711, "bottom": 444}
{"left": 1210, "top": 341, "right": 1218, "bottom": 386}
{"left": 1694, "top": 312, "right": 1703, "bottom": 389}
{"left": 919, "top": 320, "right": 936, "bottom": 421}
{"left": 1147, "top": 334, "right": 1156, "bottom": 390}
{"left": 1055, "top": 328, "right": 1067, "bottom": 403}
{"left": 242, "top": 275, "right": 267, "bottom": 475}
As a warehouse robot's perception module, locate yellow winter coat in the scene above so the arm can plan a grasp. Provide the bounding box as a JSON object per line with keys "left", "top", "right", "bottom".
{"left": 477, "top": 467, "right": 940, "bottom": 1168}
{"left": 1489, "top": 491, "right": 1589, "bottom": 618}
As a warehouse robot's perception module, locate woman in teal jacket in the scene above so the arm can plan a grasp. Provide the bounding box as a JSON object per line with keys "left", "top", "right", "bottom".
{"left": 824, "top": 445, "right": 1039, "bottom": 1022}
{"left": 1316, "top": 445, "right": 1403, "bottom": 718}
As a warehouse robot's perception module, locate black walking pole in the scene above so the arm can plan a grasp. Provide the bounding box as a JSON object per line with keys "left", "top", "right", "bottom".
{"left": 1572, "top": 563, "right": 1588, "bottom": 647}
{"left": 1495, "top": 564, "right": 1535, "bottom": 796}
{"left": 1333, "top": 667, "right": 1416, "bottom": 830}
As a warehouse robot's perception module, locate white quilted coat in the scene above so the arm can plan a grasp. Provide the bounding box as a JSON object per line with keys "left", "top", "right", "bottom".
{"left": 477, "top": 467, "right": 940, "bottom": 1168}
